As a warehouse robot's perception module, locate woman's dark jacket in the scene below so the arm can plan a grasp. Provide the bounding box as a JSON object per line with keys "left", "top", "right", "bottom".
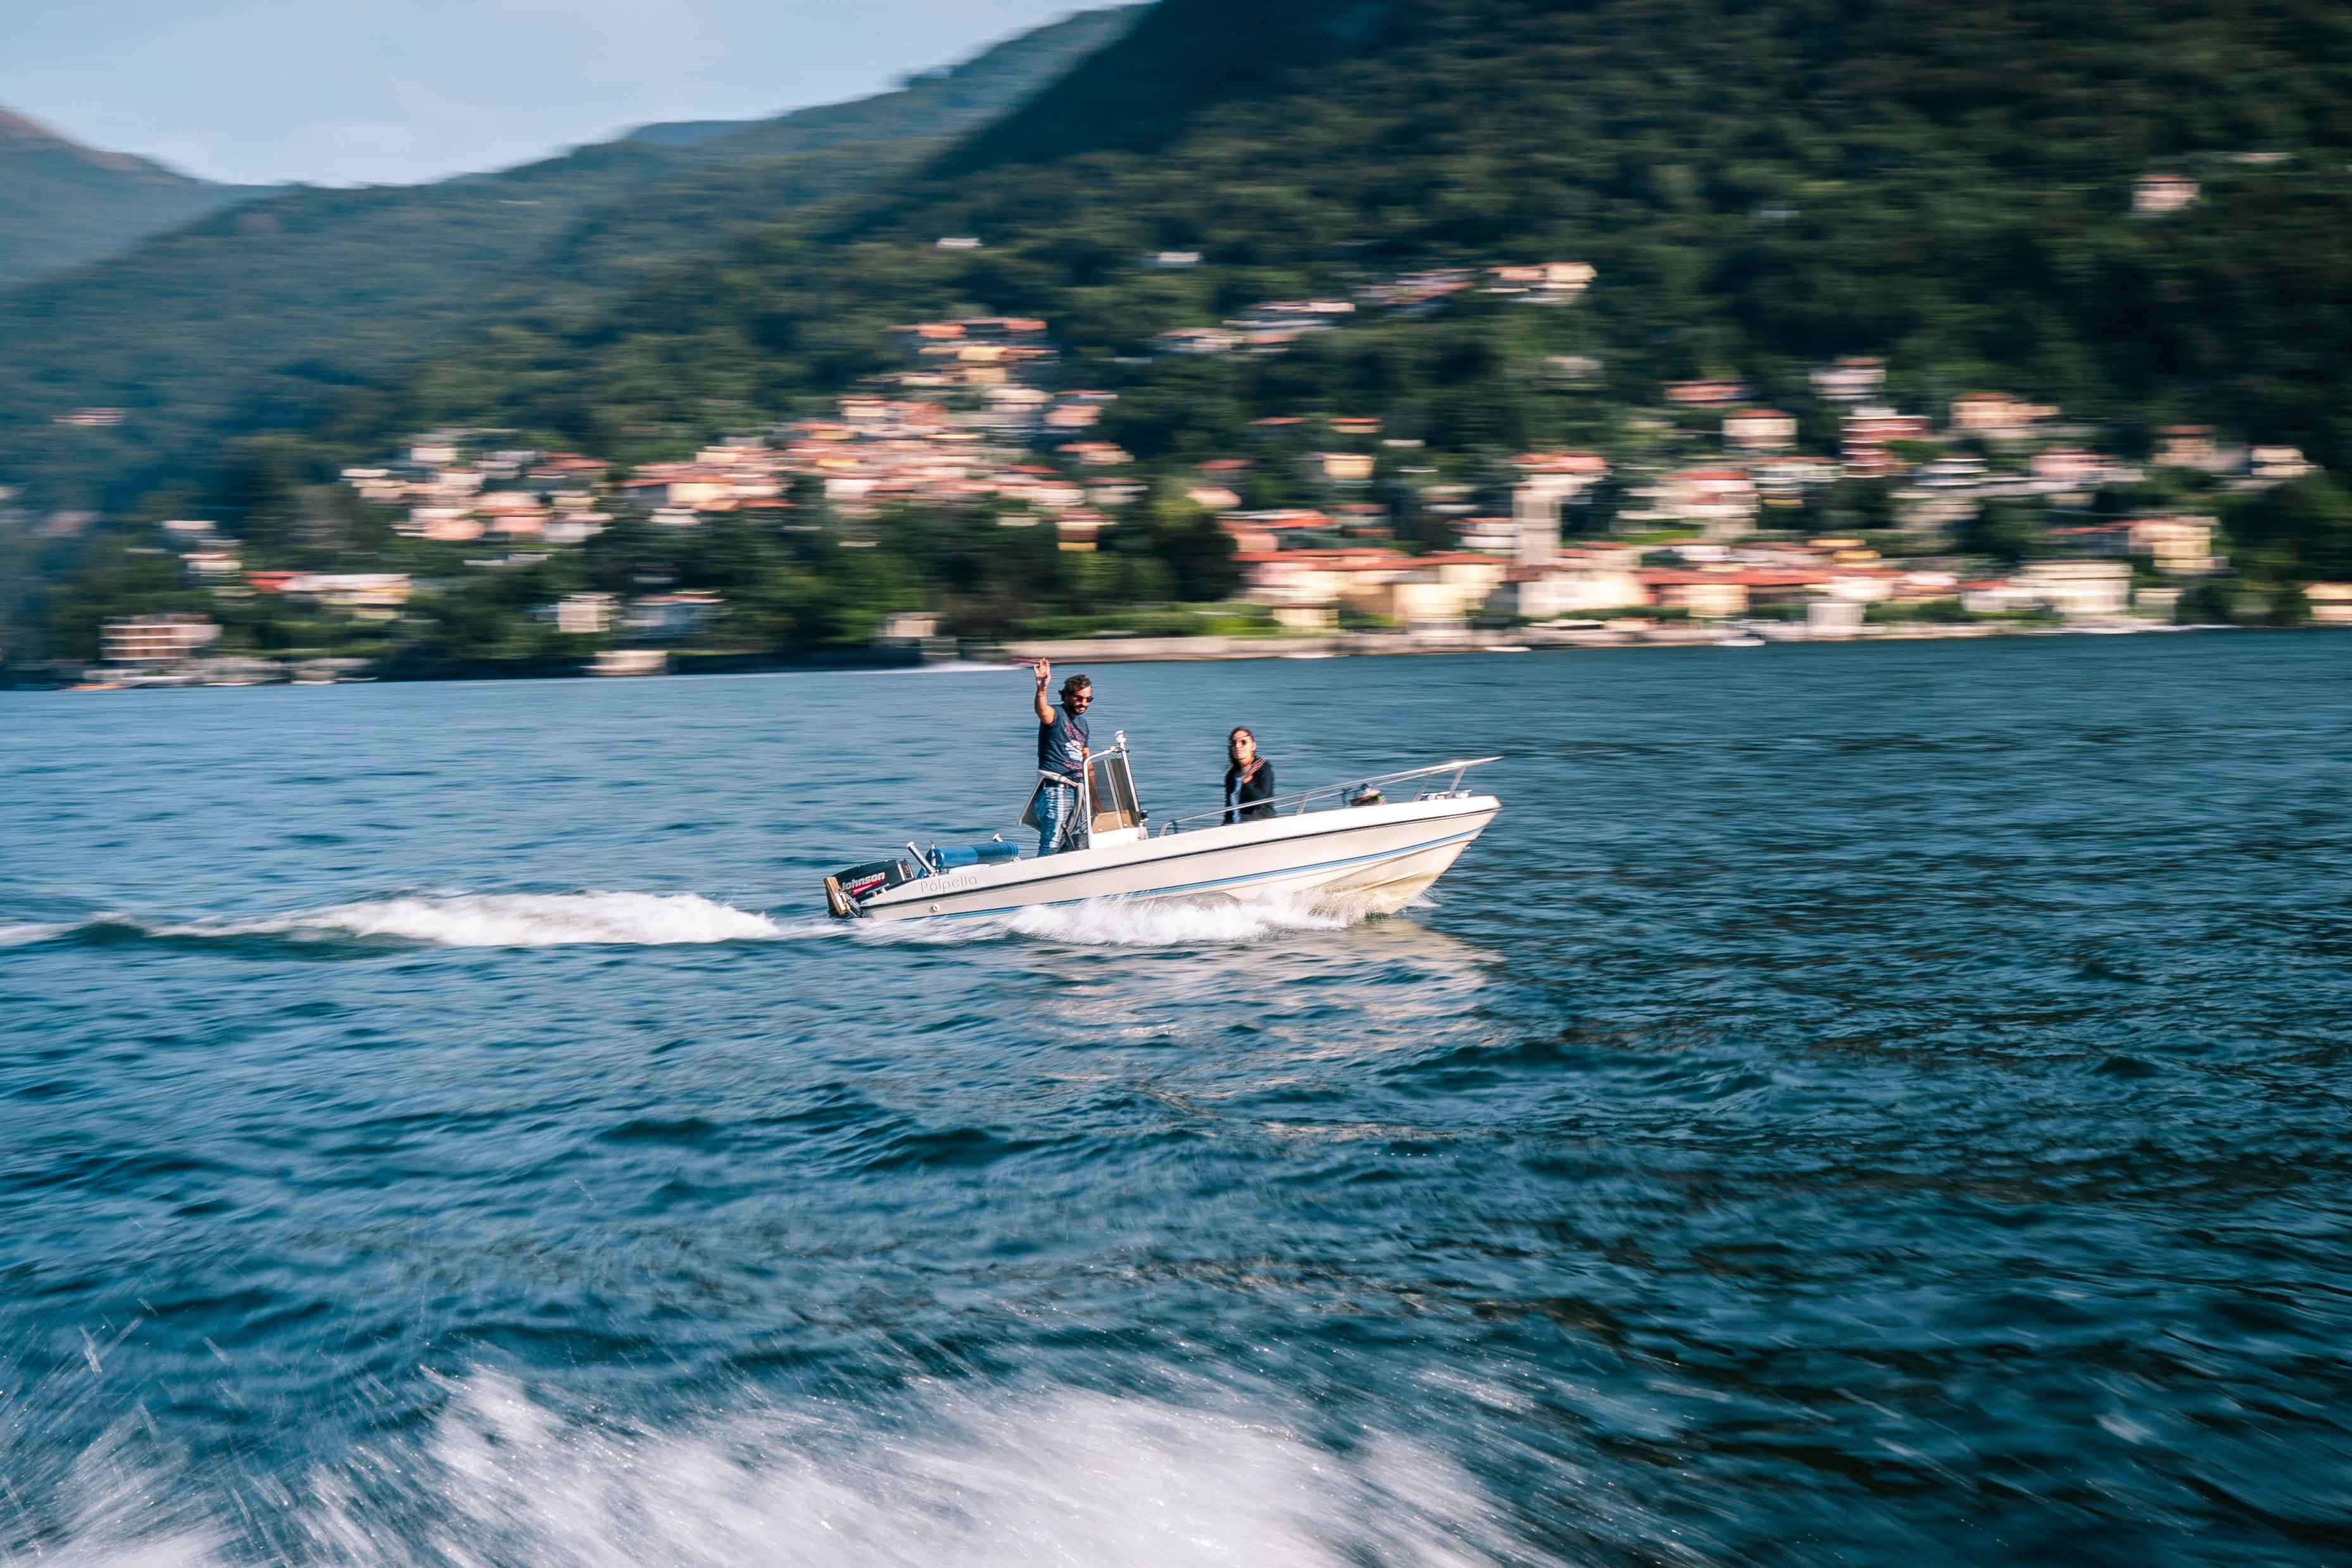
{"left": 1223, "top": 758, "right": 1276, "bottom": 823}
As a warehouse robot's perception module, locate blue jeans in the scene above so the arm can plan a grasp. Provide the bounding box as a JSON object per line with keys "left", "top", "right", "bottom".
{"left": 1035, "top": 782, "right": 1078, "bottom": 856}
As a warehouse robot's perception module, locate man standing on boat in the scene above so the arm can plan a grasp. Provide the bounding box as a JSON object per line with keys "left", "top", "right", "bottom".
{"left": 1029, "top": 660, "right": 1093, "bottom": 856}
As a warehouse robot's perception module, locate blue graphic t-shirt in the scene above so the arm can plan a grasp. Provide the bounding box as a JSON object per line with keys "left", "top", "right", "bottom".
{"left": 1037, "top": 706, "right": 1090, "bottom": 779}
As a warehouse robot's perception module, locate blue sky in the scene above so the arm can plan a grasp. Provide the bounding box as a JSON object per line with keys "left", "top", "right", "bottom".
{"left": 3, "top": 1, "right": 1094, "bottom": 187}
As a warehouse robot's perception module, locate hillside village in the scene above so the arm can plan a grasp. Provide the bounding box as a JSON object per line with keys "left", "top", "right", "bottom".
{"left": 42, "top": 254, "right": 2351, "bottom": 683}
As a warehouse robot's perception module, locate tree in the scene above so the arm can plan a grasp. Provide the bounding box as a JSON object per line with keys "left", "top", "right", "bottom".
{"left": 1807, "top": 478, "right": 1898, "bottom": 536}
{"left": 2174, "top": 578, "right": 2237, "bottom": 625}
{"left": 1958, "top": 501, "right": 2046, "bottom": 565}
{"left": 1136, "top": 486, "right": 1238, "bottom": 601}
{"left": 2224, "top": 475, "right": 2352, "bottom": 582}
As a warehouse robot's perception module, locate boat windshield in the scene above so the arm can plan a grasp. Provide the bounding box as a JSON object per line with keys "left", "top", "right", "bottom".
{"left": 1087, "top": 750, "right": 1144, "bottom": 836}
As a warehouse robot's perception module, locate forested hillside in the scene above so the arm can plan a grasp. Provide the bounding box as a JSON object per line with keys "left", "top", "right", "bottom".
{"left": 0, "top": 109, "right": 265, "bottom": 287}
{"left": 299, "top": 0, "right": 2352, "bottom": 480}
{"left": 0, "top": 6, "right": 1140, "bottom": 515}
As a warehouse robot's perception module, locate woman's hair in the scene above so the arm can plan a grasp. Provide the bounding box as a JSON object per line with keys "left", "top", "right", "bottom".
{"left": 1060, "top": 674, "right": 1091, "bottom": 703}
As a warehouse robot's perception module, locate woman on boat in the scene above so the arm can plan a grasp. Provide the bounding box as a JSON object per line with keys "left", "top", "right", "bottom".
{"left": 1224, "top": 727, "right": 1276, "bottom": 824}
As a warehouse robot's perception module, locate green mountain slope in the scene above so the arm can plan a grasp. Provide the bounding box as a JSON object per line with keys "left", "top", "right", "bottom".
{"left": 0, "top": 109, "right": 267, "bottom": 287}
{"left": 0, "top": 6, "right": 1141, "bottom": 513}
{"left": 360, "top": 0, "right": 2352, "bottom": 479}
{"left": 18, "top": 0, "right": 2352, "bottom": 532}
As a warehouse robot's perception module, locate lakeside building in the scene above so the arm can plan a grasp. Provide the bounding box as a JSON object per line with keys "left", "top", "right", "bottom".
{"left": 1949, "top": 392, "right": 2056, "bottom": 440}
{"left": 591, "top": 649, "right": 667, "bottom": 676}
{"left": 2247, "top": 446, "right": 2313, "bottom": 486}
{"left": 1724, "top": 408, "right": 1796, "bottom": 451}
{"left": 1843, "top": 407, "right": 1932, "bottom": 476}
{"left": 246, "top": 573, "right": 412, "bottom": 613}
{"left": 1751, "top": 455, "right": 1842, "bottom": 507}
{"left": 1222, "top": 510, "right": 1343, "bottom": 553}
{"left": 551, "top": 593, "right": 617, "bottom": 635}
{"left": 1637, "top": 568, "right": 1752, "bottom": 620}
{"left": 622, "top": 593, "right": 722, "bottom": 641}
{"left": 1491, "top": 551, "right": 1649, "bottom": 618}
{"left": 1665, "top": 379, "right": 1750, "bottom": 408}
{"left": 2156, "top": 425, "right": 2222, "bottom": 470}
{"left": 1810, "top": 357, "right": 1885, "bottom": 402}
{"left": 2030, "top": 448, "right": 2137, "bottom": 490}
{"left": 2128, "top": 516, "right": 2224, "bottom": 575}
{"left": 1965, "top": 560, "right": 2132, "bottom": 618}
{"left": 1808, "top": 599, "right": 1865, "bottom": 638}
{"left": 1236, "top": 548, "right": 1504, "bottom": 630}
{"left": 1494, "top": 451, "right": 1610, "bottom": 561}
{"left": 2133, "top": 173, "right": 2199, "bottom": 215}
{"left": 1483, "top": 261, "right": 1595, "bottom": 303}
{"left": 102, "top": 614, "right": 220, "bottom": 665}
{"left": 1658, "top": 468, "right": 1761, "bottom": 539}
{"left": 2308, "top": 584, "right": 2352, "bottom": 625}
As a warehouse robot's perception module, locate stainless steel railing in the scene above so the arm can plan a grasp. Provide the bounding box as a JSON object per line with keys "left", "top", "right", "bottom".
{"left": 1154, "top": 756, "right": 1500, "bottom": 836}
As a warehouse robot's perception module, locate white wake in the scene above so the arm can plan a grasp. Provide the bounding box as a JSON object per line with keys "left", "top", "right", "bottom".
{"left": 6, "top": 1372, "right": 1518, "bottom": 1568}
{"left": 853, "top": 892, "right": 1379, "bottom": 949}
{"left": 132, "top": 892, "right": 815, "bottom": 948}
{"left": 7, "top": 889, "right": 1400, "bottom": 953}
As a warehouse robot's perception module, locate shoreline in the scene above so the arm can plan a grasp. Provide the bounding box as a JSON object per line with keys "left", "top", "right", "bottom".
{"left": 9, "top": 617, "right": 2289, "bottom": 691}
{"left": 987, "top": 617, "right": 2241, "bottom": 663}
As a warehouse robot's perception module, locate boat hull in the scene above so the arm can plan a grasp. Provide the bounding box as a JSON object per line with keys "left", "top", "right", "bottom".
{"left": 852, "top": 795, "right": 1498, "bottom": 923}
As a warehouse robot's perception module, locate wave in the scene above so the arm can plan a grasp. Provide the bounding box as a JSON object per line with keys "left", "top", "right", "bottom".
{"left": 13, "top": 892, "right": 824, "bottom": 952}
{"left": 4, "top": 888, "right": 1399, "bottom": 956}
{"left": 857, "top": 892, "right": 1379, "bottom": 948}
{"left": 8, "top": 1371, "right": 1516, "bottom": 1567}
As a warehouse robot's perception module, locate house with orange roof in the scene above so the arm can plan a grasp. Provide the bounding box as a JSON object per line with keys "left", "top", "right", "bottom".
{"left": 1949, "top": 392, "right": 2054, "bottom": 439}
{"left": 1660, "top": 468, "right": 1761, "bottom": 538}
{"left": 1221, "top": 509, "right": 1337, "bottom": 553}
{"left": 1843, "top": 408, "right": 1932, "bottom": 476}
{"left": 1665, "top": 379, "right": 1749, "bottom": 408}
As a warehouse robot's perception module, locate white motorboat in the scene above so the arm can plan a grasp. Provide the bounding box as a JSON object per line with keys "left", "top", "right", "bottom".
{"left": 824, "top": 736, "right": 1500, "bottom": 924}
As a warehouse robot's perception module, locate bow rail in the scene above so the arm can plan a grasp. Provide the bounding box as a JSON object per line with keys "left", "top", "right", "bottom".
{"left": 1156, "top": 756, "right": 1500, "bottom": 836}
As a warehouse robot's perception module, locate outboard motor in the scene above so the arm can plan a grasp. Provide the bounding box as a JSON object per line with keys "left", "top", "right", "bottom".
{"left": 824, "top": 856, "right": 915, "bottom": 918}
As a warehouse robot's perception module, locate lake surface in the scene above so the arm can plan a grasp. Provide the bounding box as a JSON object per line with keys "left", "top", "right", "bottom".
{"left": 4, "top": 633, "right": 2350, "bottom": 1567}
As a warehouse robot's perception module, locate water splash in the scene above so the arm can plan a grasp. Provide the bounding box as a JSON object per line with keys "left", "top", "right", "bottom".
{"left": 15, "top": 893, "right": 823, "bottom": 951}
{"left": 6, "top": 890, "right": 1398, "bottom": 955}
{"left": 853, "top": 893, "right": 1379, "bottom": 949}
{"left": 5, "top": 1372, "right": 1517, "bottom": 1568}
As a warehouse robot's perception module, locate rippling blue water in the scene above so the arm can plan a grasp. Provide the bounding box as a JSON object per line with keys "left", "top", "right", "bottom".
{"left": 4, "top": 634, "right": 2351, "bottom": 1565}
